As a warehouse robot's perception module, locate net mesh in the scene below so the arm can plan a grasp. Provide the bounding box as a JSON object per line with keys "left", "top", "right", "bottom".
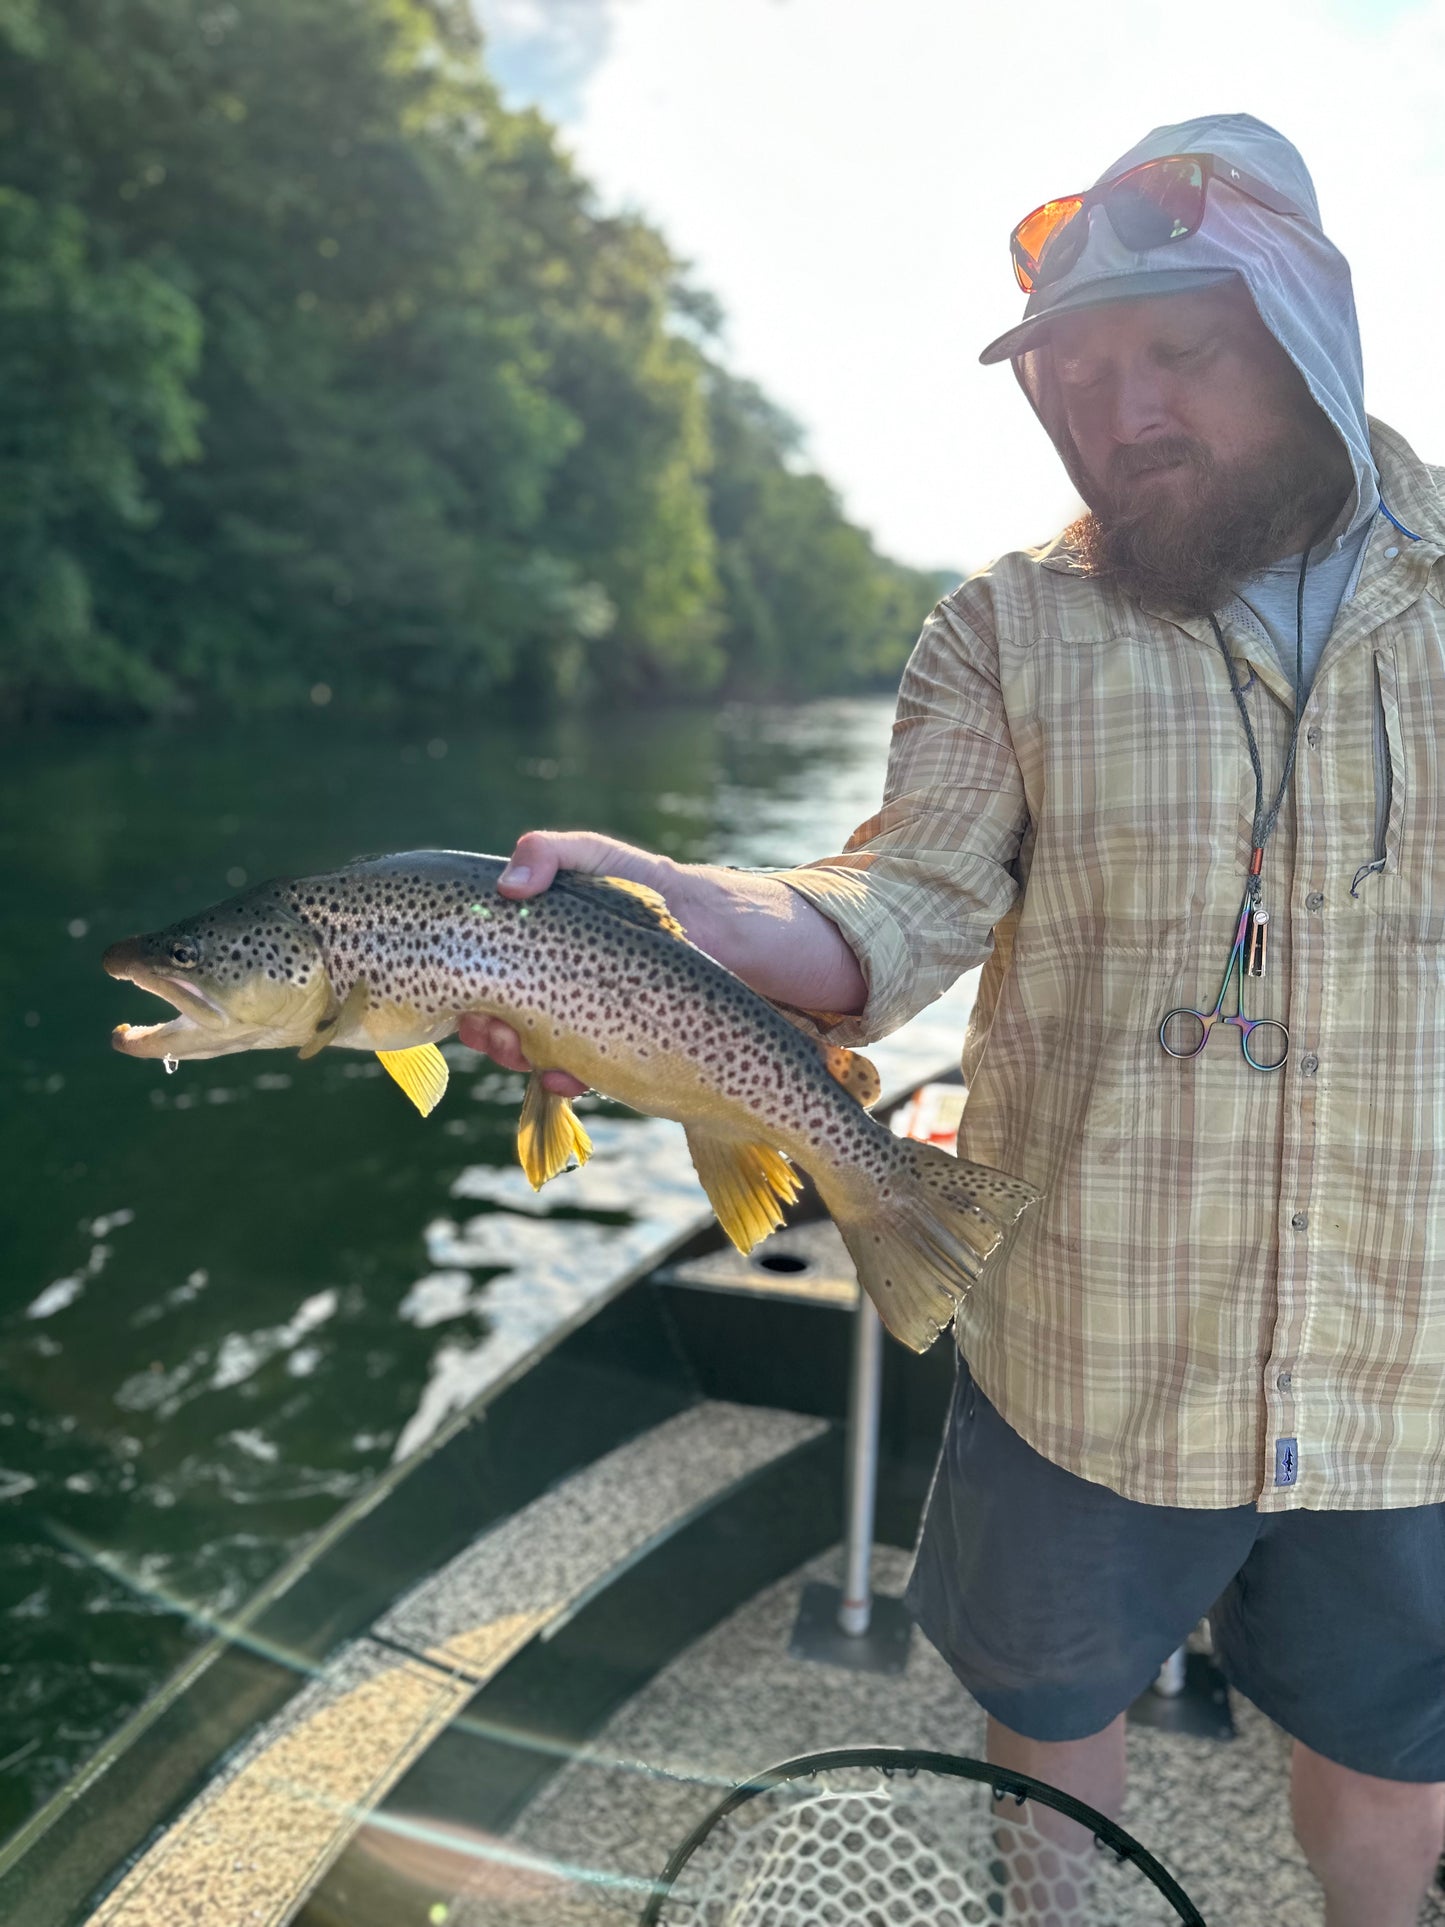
{"left": 649, "top": 1762, "right": 1196, "bottom": 1927}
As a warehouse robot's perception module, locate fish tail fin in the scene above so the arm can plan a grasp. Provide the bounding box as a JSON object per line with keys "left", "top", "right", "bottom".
{"left": 828, "top": 1142, "right": 1039, "bottom": 1353}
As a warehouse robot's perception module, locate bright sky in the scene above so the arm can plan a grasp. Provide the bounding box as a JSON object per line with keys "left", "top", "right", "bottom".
{"left": 480, "top": 0, "right": 1445, "bottom": 573}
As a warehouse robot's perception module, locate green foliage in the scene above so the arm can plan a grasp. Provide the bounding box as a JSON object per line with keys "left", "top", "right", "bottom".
{"left": 706, "top": 368, "right": 939, "bottom": 693}
{"left": 0, "top": 184, "right": 201, "bottom": 710}
{"left": 0, "top": 0, "right": 933, "bottom": 718}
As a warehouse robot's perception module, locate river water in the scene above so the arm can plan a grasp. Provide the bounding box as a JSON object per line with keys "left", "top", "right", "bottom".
{"left": 0, "top": 695, "right": 974, "bottom": 1839}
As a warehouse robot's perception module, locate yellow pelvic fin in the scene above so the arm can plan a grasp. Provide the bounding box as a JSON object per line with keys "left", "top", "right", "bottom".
{"left": 557, "top": 871, "right": 686, "bottom": 939}
{"left": 516, "top": 1073, "right": 594, "bottom": 1189}
{"left": 297, "top": 979, "right": 369, "bottom": 1061}
{"left": 822, "top": 1044, "right": 882, "bottom": 1110}
{"left": 684, "top": 1129, "right": 803, "bottom": 1254}
{"left": 376, "top": 1043, "right": 449, "bottom": 1117}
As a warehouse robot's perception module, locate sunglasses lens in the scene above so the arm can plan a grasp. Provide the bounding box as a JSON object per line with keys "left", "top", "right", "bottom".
{"left": 1011, "top": 196, "right": 1084, "bottom": 293}
{"left": 1010, "top": 160, "right": 1212, "bottom": 295}
{"left": 1106, "top": 157, "right": 1206, "bottom": 251}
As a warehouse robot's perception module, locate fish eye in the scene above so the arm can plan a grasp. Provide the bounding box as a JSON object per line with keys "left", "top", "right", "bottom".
{"left": 168, "top": 938, "right": 201, "bottom": 968}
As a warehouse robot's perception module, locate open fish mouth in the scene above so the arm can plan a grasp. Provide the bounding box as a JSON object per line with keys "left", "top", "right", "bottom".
{"left": 103, "top": 944, "right": 231, "bottom": 1058}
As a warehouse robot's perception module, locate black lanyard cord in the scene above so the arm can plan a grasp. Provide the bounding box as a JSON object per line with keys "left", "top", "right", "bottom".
{"left": 1206, "top": 513, "right": 1334, "bottom": 894}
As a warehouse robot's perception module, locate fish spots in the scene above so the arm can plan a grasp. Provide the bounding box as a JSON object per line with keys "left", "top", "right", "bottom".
{"left": 169, "top": 856, "right": 884, "bottom": 1197}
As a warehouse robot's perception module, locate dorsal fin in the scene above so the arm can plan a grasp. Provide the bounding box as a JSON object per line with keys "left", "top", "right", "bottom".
{"left": 555, "top": 872, "right": 687, "bottom": 940}
{"left": 822, "top": 1044, "right": 882, "bottom": 1110}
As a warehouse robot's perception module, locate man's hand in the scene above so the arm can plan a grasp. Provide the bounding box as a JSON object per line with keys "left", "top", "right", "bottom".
{"left": 455, "top": 827, "right": 868, "bottom": 1090}
{"left": 456, "top": 831, "right": 673, "bottom": 1097}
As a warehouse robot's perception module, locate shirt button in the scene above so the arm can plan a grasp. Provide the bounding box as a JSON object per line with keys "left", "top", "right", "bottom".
{"left": 1291, "top": 1211, "right": 1309, "bottom": 1230}
{"left": 1300, "top": 1052, "right": 1319, "bottom": 1076}
{"left": 1306, "top": 725, "right": 1322, "bottom": 748}
{"left": 1305, "top": 891, "right": 1325, "bottom": 912}
{"left": 1277, "top": 1371, "right": 1292, "bottom": 1391}
{"left": 1384, "top": 545, "right": 1400, "bottom": 559}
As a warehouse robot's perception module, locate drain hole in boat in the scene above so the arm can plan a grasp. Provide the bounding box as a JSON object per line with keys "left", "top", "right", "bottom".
{"left": 754, "top": 1253, "right": 810, "bottom": 1274}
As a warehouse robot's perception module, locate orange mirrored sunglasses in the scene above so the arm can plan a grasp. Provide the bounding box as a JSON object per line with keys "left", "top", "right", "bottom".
{"left": 1009, "top": 153, "right": 1308, "bottom": 296}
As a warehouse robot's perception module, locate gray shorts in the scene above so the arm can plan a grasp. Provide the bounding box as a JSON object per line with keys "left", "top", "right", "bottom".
{"left": 905, "top": 1354, "right": 1445, "bottom": 1782}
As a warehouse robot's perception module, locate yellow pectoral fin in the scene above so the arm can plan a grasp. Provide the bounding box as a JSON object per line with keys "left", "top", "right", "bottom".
{"left": 822, "top": 1044, "right": 882, "bottom": 1110}
{"left": 684, "top": 1129, "right": 803, "bottom": 1254}
{"left": 298, "top": 980, "right": 370, "bottom": 1061}
{"left": 516, "top": 1074, "right": 594, "bottom": 1189}
{"left": 376, "top": 1044, "right": 449, "bottom": 1117}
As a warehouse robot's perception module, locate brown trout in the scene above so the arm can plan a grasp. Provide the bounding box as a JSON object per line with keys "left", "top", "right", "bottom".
{"left": 103, "top": 851, "right": 1037, "bottom": 1351}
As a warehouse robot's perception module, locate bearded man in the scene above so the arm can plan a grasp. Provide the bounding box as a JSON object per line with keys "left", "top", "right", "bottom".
{"left": 464, "top": 114, "right": 1445, "bottom": 1925}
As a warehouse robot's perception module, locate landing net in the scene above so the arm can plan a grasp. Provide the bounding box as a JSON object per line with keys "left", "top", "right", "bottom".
{"left": 641, "top": 1749, "right": 1205, "bottom": 1927}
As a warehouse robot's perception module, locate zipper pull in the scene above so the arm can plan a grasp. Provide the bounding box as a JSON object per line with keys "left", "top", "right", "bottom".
{"left": 1245, "top": 850, "right": 1268, "bottom": 977}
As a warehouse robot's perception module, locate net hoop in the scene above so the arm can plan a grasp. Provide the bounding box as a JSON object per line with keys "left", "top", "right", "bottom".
{"left": 639, "top": 1746, "right": 1206, "bottom": 1926}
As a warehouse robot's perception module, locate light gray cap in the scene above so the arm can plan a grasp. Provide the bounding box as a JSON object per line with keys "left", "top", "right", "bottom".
{"left": 978, "top": 265, "right": 1235, "bottom": 365}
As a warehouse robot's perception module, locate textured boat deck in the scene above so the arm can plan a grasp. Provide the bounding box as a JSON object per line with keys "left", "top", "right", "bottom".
{"left": 452, "top": 1545, "right": 1445, "bottom": 1927}
{"left": 81, "top": 1402, "right": 827, "bottom": 1927}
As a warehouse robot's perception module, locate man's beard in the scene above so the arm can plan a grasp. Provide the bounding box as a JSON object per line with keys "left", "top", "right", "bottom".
{"left": 1062, "top": 410, "right": 1353, "bottom": 617}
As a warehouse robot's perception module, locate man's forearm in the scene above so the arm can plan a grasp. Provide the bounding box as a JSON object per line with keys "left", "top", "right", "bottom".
{"left": 667, "top": 863, "right": 868, "bottom": 1016}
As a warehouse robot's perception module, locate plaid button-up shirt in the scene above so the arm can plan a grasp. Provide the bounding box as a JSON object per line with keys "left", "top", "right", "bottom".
{"left": 776, "top": 420, "right": 1445, "bottom": 1510}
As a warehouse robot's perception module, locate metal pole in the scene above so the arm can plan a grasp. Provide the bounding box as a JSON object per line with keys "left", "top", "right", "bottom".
{"left": 837, "top": 1293, "right": 885, "bottom": 1636}
{"left": 1154, "top": 1646, "right": 1188, "bottom": 1697}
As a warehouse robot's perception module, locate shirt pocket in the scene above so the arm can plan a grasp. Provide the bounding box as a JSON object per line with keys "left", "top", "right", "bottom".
{"left": 1350, "top": 648, "right": 1403, "bottom": 901}
{"left": 1361, "top": 637, "right": 1445, "bottom": 946}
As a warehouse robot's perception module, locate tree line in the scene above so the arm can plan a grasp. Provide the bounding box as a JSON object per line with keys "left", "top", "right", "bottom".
{"left": 0, "top": 0, "right": 944, "bottom": 720}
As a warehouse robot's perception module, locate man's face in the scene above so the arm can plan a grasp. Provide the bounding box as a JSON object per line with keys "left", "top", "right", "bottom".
{"left": 1053, "top": 282, "right": 1308, "bottom": 501}
{"left": 1049, "top": 282, "right": 1353, "bottom": 614}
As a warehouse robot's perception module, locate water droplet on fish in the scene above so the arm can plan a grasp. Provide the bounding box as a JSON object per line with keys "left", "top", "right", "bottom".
{"left": 162, "top": 1055, "right": 179, "bottom": 1076}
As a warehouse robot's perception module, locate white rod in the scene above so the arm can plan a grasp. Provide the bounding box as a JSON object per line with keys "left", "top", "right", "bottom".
{"left": 1154, "top": 1646, "right": 1188, "bottom": 1697}
{"left": 837, "top": 1294, "right": 885, "bottom": 1636}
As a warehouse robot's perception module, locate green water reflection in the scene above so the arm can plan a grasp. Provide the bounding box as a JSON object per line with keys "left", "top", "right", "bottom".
{"left": 0, "top": 696, "right": 896, "bottom": 1834}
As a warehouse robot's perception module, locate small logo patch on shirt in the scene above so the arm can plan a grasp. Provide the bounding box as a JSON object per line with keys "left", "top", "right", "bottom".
{"left": 1274, "top": 1436, "right": 1299, "bottom": 1487}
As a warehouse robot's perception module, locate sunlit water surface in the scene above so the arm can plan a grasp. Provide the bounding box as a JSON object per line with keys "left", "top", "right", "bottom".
{"left": 0, "top": 698, "right": 975, "bottom": 1834}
